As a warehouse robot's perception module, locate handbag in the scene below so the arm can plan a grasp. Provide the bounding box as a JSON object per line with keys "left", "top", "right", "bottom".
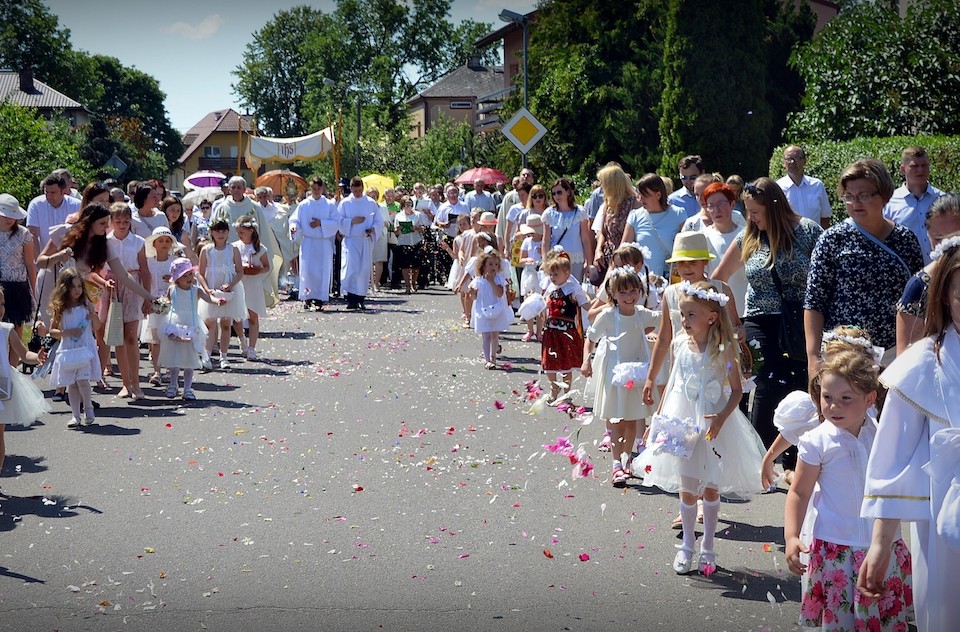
{"left": 610, "top": 310, "right": 649, "bottom": 388}
{"left": 517, "top": 293, "right": 547, "bottom": 321}
{"left": 647, "top": 412, "right": 701, "bottom": 460}
{"left": 770, "top": 267, "right": 806, "bottom": 361}
{"left": 104, "top": 290, "right": 125, "bottom": 347}
{"left": 57, "top": 346, "right": 95, "bottom": 372}
{"left": 478, "top": 302, "right": 504, "bottom": 321}
{"left": 163, "top": 323, "right": 195, "bottom": 341}
{"left": 587, "top": 254, "right": 609, "bottom": 287}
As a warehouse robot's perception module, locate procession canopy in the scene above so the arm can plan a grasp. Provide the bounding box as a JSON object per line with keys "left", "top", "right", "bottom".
{"left": 245, "top": 127, "right": 335, "bottom": 169}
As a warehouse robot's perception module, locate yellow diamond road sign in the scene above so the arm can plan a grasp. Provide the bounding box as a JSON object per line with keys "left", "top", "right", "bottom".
{"left": 501, "top": 107, "right": 547, "bottom": 154}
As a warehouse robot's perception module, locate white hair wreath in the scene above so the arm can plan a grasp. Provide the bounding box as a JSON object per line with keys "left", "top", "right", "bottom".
{"left": 930, "top": 235, "right": 960, "bottom": 261}
{"left": 678, "top": 280, "right": 729, "bottom": 307}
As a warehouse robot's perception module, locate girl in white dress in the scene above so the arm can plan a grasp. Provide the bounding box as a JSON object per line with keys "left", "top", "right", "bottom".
{"left": 141, "top": 227, "right": 179, "bottom": 385}
{"left": 160, "top": 258, "right": 222, "bottom": 401}
{"left": 518, "top": 213, "right": 544, "bottom": 342}
{"left": 0, "top": 286, "right": 50, "bottom": 480}
{"left": 198, "top": 219, "right": 246, "bottom": 370}
{"left": 640, "top": 280, "right": 765, "bottom": 576}
{"left": 234, "top": 215, "right": 269, "bottom": 360}
{"left": 49, "top": 268, "right": 102, "bottom": 428}
{"left": 468, "top": 247, "right": 513, "bottom": 370}
{"left": 582, "top": 265, "right": 660, "bottom": 486}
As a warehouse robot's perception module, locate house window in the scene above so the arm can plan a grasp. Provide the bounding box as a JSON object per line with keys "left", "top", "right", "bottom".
{"left": 229, "top": 145, "right": 238, "bottom": 158}
{"left": 449, "top": 101, "right": 472, "bottom": 109}
{"left": 203, "top": 146, "right": 221, "bottom": 158}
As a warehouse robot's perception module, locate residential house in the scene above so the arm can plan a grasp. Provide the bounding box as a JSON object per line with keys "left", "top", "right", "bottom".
{"left": 407, "top": 57, "right": 504, "bottom": 138}
{"left": 0, "top": 69, "right": 90, "bottom": 127}
{"left": 172, "top": 108, "right": 258, "bottom": 190}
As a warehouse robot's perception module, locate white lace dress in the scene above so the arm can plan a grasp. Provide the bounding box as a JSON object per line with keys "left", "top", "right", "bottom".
{"left": 635, "top": 335, "right": 765, "bottom": 497}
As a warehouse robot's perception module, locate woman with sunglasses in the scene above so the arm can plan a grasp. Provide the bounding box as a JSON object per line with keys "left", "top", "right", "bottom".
{"left": 713, "top": 178, "right": 823, "bottom": 485}
{"left": 541, "top": 178, "right": 593, "bottom": 281}
{"left": 507, "top": 184, "right": 549, "bottom": 289}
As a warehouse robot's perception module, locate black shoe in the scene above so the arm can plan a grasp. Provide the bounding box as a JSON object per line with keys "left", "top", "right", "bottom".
{"left": 52, "top": 391, "right": 65, "bottom": 402}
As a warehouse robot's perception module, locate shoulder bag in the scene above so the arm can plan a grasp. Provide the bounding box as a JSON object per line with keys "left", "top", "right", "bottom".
{"left": 770, "top": 265, "right": 806, "bottom": 361}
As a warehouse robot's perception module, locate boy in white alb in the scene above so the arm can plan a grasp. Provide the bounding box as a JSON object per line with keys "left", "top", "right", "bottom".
{"left": 291, "top": 178, "right": 339, "bottom": 311}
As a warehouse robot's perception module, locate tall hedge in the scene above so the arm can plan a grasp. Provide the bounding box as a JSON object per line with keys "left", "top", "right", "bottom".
{"left": 769, "top": 135, "right": 960, "bottom": 224}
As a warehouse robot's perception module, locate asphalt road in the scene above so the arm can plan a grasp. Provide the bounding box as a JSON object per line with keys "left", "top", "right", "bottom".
{"left": 1, "top": 288, "right": 805, "bottom": 632}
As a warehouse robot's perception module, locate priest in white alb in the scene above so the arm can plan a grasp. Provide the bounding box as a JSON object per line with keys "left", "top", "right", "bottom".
{"left": 337, "top": 176, "right": 382, "bottom": 310}
{"left": 290, "top": 178, "right": 338, "bottom": 311}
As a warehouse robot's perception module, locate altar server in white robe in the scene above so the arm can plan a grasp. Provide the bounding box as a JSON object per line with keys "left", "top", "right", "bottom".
{"left": 858, "top": 240, "right": 960, "bottom": 632}
{"left": 338, "top": 176, "right": 382, "bottom": 310}
{"left": 291, "top": 178, "right": 339, "bottom": 311}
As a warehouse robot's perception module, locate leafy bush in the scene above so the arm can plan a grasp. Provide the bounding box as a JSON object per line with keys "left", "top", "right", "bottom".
{"left": 769, "top": 135, "right": 960, "bottom": 223}
{"left": 0, "top": 101, "right": 91, "bottom": 204}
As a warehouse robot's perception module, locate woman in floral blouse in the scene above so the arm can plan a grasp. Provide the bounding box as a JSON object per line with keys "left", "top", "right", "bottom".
{"left": 803, "top": 158, "right": 923, "bottom": 374}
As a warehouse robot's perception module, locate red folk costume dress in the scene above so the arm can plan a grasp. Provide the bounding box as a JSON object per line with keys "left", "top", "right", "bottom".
{"left": 540, "top": 278, "right": 588, "bottom": 372}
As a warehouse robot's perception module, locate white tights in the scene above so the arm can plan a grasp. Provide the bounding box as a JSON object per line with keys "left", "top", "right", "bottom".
{"left": 481, "top": 332, "right": 499, "bottom": 363}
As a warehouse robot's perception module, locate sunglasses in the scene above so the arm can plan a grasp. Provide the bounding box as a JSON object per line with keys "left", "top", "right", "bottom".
{"left": 551, "top": 190, "right": 564, "bottom": 196}
{"left": 532, "top": 193, "right": 546, "bottom": 199}
{"left": 679, "top": 175, "right": 699, "bottom": 182}
{"left": 743, "top": 183, "right": 764, "bottom": 195}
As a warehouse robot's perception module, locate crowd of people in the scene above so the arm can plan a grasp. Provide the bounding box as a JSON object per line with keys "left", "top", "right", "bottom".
{"left": 0, "top": 144, "right": 957, "bottom": 630}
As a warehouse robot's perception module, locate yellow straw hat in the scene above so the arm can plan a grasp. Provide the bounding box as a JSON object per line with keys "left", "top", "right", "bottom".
{"left": 665, "top": 231, "right": 716, "bottom": 263}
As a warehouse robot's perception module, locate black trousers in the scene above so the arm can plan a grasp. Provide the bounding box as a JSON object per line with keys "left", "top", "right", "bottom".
{"left": 743, "top": 314, "right": 808, "bottom": 470}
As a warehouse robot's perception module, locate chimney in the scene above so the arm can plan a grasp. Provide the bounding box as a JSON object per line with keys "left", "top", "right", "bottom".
{"left": 467, "top": 55, "right": 483, "bottom": 70}
{"left": 19, "top": 69, "right": 34, "bottom": 93}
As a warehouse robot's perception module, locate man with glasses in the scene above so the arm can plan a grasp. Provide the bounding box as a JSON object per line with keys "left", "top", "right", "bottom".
{"left": 883, "top": 145, "right": 943, "bottom": 264}
{"left": 337, "top": 176, "right": 381, "bottom": 310}
{"left": 668, "top": 155, "right": 705, "bottom": 218}
{"left": 776, "top": 145, "right": 832, "bottom": 229}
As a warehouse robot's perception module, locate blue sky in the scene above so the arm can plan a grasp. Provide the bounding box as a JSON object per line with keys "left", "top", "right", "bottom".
{"left": 44, "top": 0, "right": 535, "bottom": 133}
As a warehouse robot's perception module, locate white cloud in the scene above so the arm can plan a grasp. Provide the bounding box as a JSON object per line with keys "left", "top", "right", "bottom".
{"left": 166, "top": 14, "right": 224, "bottom": 40}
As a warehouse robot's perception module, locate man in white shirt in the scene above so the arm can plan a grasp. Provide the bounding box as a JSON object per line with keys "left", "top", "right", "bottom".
{"left": 290, "top": 178, "right": 339, "bottom": 311}
{"left": 26, "top": 172, "right": 81, "bottom": 254}
{"left": 667, "top": 154, "right": 704, "bottom": 218}
{"left": 776, "top": 145, "right": 832, "bottom": 228}
{"left": 337, "top": 176, "right": 381, "bottom": 310}
{"left": 464, "top": 179, "right": 495, "bottom": 213}
{"left": 883, "top": 145, "right": 942, "bottom": 264}
{"left": 496, "top": 169, "right": 534, "bottom": 254}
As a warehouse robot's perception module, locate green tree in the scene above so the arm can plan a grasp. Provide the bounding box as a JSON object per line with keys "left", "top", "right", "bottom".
{"left": 762, "top": 0, "right": 816, "bottom": 148}
{"left": 0, "top": 0, "right": 102, "bottom": 108}
{"left": 0, "top": 101, "right": 91, "bottom": 203}
{"left": 234, "top": 0, "right": 496, "bottom": 147}
{"left": 232, "top": 6, "right": 333, "bottom": 137}
{"left": 87, "top": 55, "right": 183, "bottom": 169}
{"left": 658, "top": 0, "right": 773, "bottom": 179}
{"left": 515, "top": 0, "right": 667, "bottom": 179}
{"left": 786, "top": 0, "right": 960, "bottom": 142}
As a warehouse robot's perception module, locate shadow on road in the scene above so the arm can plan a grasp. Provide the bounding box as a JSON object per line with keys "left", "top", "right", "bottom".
{"left": 0, "top": 492, "right": 102, "bottom": 533}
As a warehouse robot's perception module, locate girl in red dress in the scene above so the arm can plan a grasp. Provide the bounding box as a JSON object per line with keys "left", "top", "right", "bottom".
{"left": 540, "top": 247, "right": 590, "bottom": 403}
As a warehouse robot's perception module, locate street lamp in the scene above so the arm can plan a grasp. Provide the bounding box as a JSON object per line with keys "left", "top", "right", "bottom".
{"left": 499, "top": 9, "right": 529, "bottom": 167}
{"left": 323, "top": 77, "right": 362, "bottom": 175}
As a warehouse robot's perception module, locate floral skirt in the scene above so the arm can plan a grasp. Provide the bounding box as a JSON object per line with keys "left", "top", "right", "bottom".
{"left": 801, "top": 537, "right": 912, "bottom": 631}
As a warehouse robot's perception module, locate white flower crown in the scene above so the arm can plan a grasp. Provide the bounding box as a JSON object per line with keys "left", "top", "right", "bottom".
{"left": 678, "top": 280, "right": 729, "bottom": 307}
{"left": 622, "top": 242, "right": 653, "bottom": 263}
{"left": 235, "top": 221, "right": 258, "bottom": 229}
{"left": 483, "top": 245, "right": 495, "bottom": 254}
{"left": 609, "top": 264, "right": 637, "bottom": 278}
{"left": 552, "top": 245, "right": 565, "bottom": 254}
{"left": 821, "top": 331, "right": 884, "bottom": 362}
{"left": 930, "top": 235, "right": 960, "bottom": 261}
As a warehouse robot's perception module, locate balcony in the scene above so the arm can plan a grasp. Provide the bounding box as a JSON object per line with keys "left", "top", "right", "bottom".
{"left": 198, "top": 157, "right": 251, "bottom": 172}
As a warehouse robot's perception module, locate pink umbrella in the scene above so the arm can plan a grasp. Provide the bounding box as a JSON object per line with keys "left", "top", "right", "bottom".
{"left": 454, "top": 167, "right": 509, "bottom": 186}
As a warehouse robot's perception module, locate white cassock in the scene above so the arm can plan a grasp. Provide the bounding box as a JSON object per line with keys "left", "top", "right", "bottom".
{"left": 290, "top": 196, "right": 338, "bottom": 302}
{"left": 337, "top": 194, "right": 381, "bottom": 298}
{"left": 862, "top": 326, "right": 960, "bottom": 632}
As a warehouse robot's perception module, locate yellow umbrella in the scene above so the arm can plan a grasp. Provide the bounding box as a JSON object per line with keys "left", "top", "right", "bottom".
{"left": 361, "top": 174, "right": 395, "bottom": 202}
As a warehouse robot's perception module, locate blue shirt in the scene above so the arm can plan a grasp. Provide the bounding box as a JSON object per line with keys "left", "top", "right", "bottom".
{"left": 464, "top": 191, "right": 496, "bottom": 213}
{"left": 667, "top": 188, "right": 700, "bottom": 218}
{"left": 624, "top": 206, "right": 686, "bottom": 278}
{"left": 883, "top": 183, "right": 942, "bottom": 265}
